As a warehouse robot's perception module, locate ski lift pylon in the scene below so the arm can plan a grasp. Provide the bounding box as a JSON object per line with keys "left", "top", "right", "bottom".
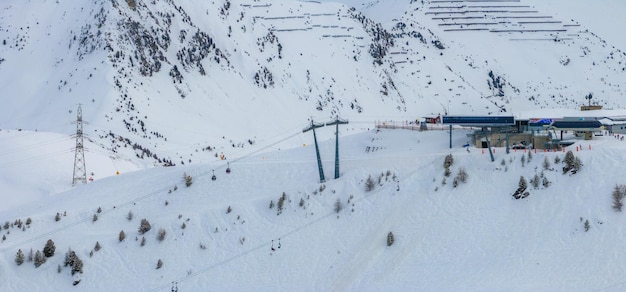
{"left": 226, "top": 162, "right": 231, "bottom": 174}
{"left": 211, "top": 169, "right": 216, "bottom": 181}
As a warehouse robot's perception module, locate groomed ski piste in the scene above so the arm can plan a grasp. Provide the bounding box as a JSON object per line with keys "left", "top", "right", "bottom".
{"left": 2, "top": 121, "right": 626, "bottom": 291}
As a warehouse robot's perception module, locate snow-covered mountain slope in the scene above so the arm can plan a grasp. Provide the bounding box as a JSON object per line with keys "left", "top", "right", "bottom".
{"left": 2, "top": 127, "right": 626, "bottom": 291}
{"left": 2, "top": 1, "right": 626, "bottom": 289}
{"left": 1, "top": 0, "right": 625, "bottom": 169}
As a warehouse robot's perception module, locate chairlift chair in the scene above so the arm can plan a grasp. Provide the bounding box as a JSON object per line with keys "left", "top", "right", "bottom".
{"left": 211, "top": 170, "right": 216, "bottom": 181}
{"left": 226, "top": 162, "right": 231, "bottom": 174}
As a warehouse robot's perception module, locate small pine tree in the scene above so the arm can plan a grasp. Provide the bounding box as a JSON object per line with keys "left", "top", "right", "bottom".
{"left": 334, "top": 198, "right": 343, "bottom": 213}
{"left": 443, "top": 154, "right": 454, "bottom": 168}
{"left": 15, "top": 249, "right": 24, "bottom": 265}
{"left": 521, "top": 155, "right": 526, "bottom": 167}
{"left": 138, "top": 218, "right": 151, "bottom": 234}
{"left": 519, "top": 176, "right": 527, "bottom": 190}
{"left": 542, "top": 176, "right": 551, "bottom": 188}
{"left": 43, "top": 239, "right": 56, "bottom": 257}
{"left": 387, "top": 232, "right": 395, "bottom": 246}
{"left": 543, "top": 156, "right": 551, "bottom": 170}
{"left": 97, "top": 207, "right": 102, "bottom": 213}
{"left": 127, "top": 210, "right": 134, "bottom": 221}
{"left": 572, "top": 157, "right": 582, "bottom": 174}
{"left": 563, "top": 150, "right": 576, "bottom": 174}
{"left": 92, "top": 214, "right": 98, "bottom": 222}
{"left": 55, "top": 212, "right": 61, "bottom": 222}
{"left": 531, "top": 174, "right": 540, "bottom": 189}
{"left": 184, "top": 173, "right": 192, "bottom": 187}
{"left": 94, "top": 241, "right": 101, "bottom": 251}
{"left": 527, "top": 150, "right": 533, "bottom": 161}
{"left": 64, "top": 248, "right": 83, "bottom": 275}
{"left": 34, "top": 250, "right": 46, "bottom": 268}
{"left": 157, "top": 228, "right": 167, "bottom": 242}
{"left": 299, "top": 198, "right": 305, "bottom": 208}
{"left": 584, "top": 219, "right": 590, "bottom": 232}
{"left": 26, "top": 217, "right": 32, "bottom": 225}
{"left": 365, "top": 175, "right": 375, "bottom": 191}
{"left": 156, "top": 259, "right": 163, "bottom": 269}
{"left": 28, "top": 248, "right": 34, "bottom": 262}
{"left": 226, "top": 206, "right": 232, "bottom": 214}
{"left": 269, "top": 200, "right": 275, "bottom": 209}
{"left": 277, "top": 192, "right": 287, "bottom": 215}
{"left": 513, "top": 176, "right": 529, "bottom": 199}
{"left": 119, "top": 230, "right": 126, "bottom": 242}
{"left": 612, "top": 184, "right": 625, "bottom": 212}
{"left": 456, "top": 167, "right": 468, "bottom": 183}
{"left": 181, "top": 222, "right": 186, "bottom": 229}
{"left": 140, "top": 236, "right": 146, "bottom": 247}
{"left": 554, "top": 155, "right": 561, "bottom": 164}
{"left": 444, "top": 167, "right": 451, "bottom": 177}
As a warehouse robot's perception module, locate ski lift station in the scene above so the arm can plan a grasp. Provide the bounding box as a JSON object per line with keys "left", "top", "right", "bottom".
{"left": 442, "top": 113, "right": 612, "bottom": 151}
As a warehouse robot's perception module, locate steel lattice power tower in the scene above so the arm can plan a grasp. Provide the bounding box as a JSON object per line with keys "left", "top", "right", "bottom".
{"left": 72, "top": 104, "right": 87, "bottom": 185}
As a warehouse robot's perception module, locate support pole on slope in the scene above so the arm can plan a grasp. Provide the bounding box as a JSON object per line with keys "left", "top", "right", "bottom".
{"left": 303, "top": 120, "right": 326, "bottom": 183}
{"left": 449, "top": 124, "right": 452, "bottom": 149}
{"left": 72, "top": 104, "right": 87, "bottom": 185}
{"left": 485, "top": 133, "right": 495, "bottom": 162}
{"left": 326, "top": 116, "right": 348, "bottom": 179}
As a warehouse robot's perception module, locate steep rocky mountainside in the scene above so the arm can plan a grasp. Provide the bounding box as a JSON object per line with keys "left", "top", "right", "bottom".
{"left": 1, "top": 0, "right": 624, "bottom": 166}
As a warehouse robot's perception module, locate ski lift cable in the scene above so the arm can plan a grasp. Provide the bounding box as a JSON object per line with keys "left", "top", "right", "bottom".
{"left": 0, "top": 135, "right": 73, "bottom": 157}
{"left": 0, "top": 149, "right": 74, "bottom": 169}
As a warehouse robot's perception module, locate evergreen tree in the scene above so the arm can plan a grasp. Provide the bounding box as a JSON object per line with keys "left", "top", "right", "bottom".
{"left": 15, "top": 249, "right": 24, "bottom": 265}
{"left": 387, "top": 232, "right": 395, "bottom": 246}
{"left": 43, "top": 239, "right": 56, "bottom": 257}
{"left": 365, "top": 175, "right": 375, "bottom": 191}
{"left": 64, "top": 248, "right": 83, "bottom": 275}
{"left": 563, "top": 150, "right": 575, "bottom": 173}
{"left": 543, "top": 156, "right": 551, "bottom": 170}
{"left": 139, "top": 218, "right": 151, "bottom": 234}
{"left": 612, "top": 184, "right": 625, "bottom": 212}
{"left": 443, "top": 154, "right": 454, "bottom": 168}
{"left": 334, "top": 198, "right": 343, "bottom": 213}
{"left": 34, "top": 250, "right": 46, "bottom": 268}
